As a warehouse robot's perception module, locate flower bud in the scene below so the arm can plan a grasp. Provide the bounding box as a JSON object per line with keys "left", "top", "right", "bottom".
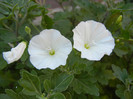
{"left": 116, "top": 15, "right": 122, "bottom": 25}
{"left": 116, "top": 39, "right": 120, "bottom": 43}
{"left": 25, "top": 26, "right": 31, "bottom": 36}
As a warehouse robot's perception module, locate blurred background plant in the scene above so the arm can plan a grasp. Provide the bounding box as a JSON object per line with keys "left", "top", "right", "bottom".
{"left": 0, "top": 0, "right": 133, "bottom": 99}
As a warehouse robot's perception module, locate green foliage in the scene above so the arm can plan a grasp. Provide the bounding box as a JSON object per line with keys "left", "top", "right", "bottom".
{"left": 91, "top": 63, "right": 114, "bottom": 85}
{"left": 112, "top": 64, "right": 128, "bottom": 83}
{"left": 0, "top": 0, "right": 133, "bottom": 99}
{"left": 41, "top": 9, "right": 53, "bottom": 29}
{"left": 0, "top": 54, "right": 7, "bottom": 70}
{"left": 71, "top": 74, "right": 99, "bottom": 96}
{"left": 19, "top": 70, "right": 41, "bottom": 96}
{"left": 0, "top": 94, "right": 11, "bottom": 99}
{"left": 51, "top": 73, "right": 74, "bottom": 92}
{"left": 44, "top": 80, "right": 51, "bottom": 93}
{"left": 6, "top": 89, "right": 21, "bottom": 99}
{"left": 112, "top": 65, "right": 133, "bottom": 99}
{"left": 49, "top": 92, "right": 66, "bottom": 99}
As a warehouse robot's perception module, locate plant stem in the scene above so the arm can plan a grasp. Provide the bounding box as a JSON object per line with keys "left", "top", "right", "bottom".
{"left": 127, "top": 53, "right": 133, "bottom": 72}
{"left": 115, "top": 37, "right": 133, "bottom": 42}
{"left": 19, "top": 11, "right": 27, "bottom": 26}
{"left": 28, "top": 19, "right": 40, "bottom": 32}
{"left": 14, "top": 9, "right": 19, "bottom": 37}
{"left": 19, "top": 2, "right": 29, "bottom": 26}
{"left": 15, "top": 20, "right": 19, "bottom": 37}
{"left": 2, "top": 23, "right": 14, "bottom": 32}
{"left": 102, "top": 11, "right": 109, "bottom": 23}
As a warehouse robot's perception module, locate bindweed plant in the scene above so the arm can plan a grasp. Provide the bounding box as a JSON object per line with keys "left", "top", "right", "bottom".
{"left": 0, "top": 0, "right": 133, "bottom": 99}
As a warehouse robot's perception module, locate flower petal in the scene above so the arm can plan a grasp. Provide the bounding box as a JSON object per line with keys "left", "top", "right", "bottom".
{"left": 3, "top": 41, "right": 26, "bottom": 64}
{"left": 81, "top": 48, "right": 104, "bottom": 61}
{"left": 30, "top": 53, "right": 68, "bottom": 70}
{"left": 28, "top": 29, "right": 72, "bottom": 70}
{"left": 73, "top": 20, "right": 115, "bottom": 61}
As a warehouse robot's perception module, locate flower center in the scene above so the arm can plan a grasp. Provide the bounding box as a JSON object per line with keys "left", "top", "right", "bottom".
{"left": 84, "top": 44, "right": 90, "bottom": 49}
{"left": 49, "top": 49, "right": 55, "bottom": 55}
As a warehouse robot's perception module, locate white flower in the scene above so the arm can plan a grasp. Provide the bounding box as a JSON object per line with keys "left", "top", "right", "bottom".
{"left": 3, "top": 41, "right": 27, "bottom": 64}
{"left": 73, "top": 20, "right": 115, "bottom": 61}
{"left": 28, "top": 29, "right": 72, "bottom": 70}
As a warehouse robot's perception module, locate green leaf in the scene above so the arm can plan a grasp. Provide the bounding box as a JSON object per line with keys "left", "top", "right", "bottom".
{"left": 19, "top": 92, "right": 37, "bottom": 99}
{"left": 73, "top": 0, "right": 106, "bottom": 21}
{"left": 53, "top": 19, "right": 73, "bottom": 37}
{"left": 0, "top": 3, "right": 10, "bottom": 15}
{"left": 0, "top": 71, "right": 16, "bottom": 88}
{"left": 120, "top": 3, "right": 133, "bottom": 10}
{"left": 53, "top": 73, "right": 74, "bottom": 92}
{"left": 53, "top": 12, "right": 71, "bottom": 21}
{"left": 68, "top": 50, "right": 93, "bottom": 74}
{"left": 0, "top": 14, "right": 6, "bottom": 21}
{"left": 114, "top": 48, "right": 128, "bottom": 58}
{"left": 71, "top": 73, "right": 99, "bottom": 96}
{"left": 90, "top": 63, "right": 114, "bottom": 85}
{"left": 0, "top": 94, "right": 11, "bottom": 99}
{"left": 11, "top": 0, "right": 29, "bottom": 7}
{"left": 20, "top": 48, "right": 28, "bottom": 63}
{"left": 5, "top": 89, "right": 21, "bottom": 99}
{"left": 124, "top": 90, "right": 132, "bottom": 99}
{"left": 49, "top": 92, "right": 66, "bottom": 99}
{"left": 95, "top": 70, "right": 113, "bottom": 85}
{"left": 28, "top": 4, "right": 38, "bottom": 13}
{"left": 41, "top": 14, "right": 53, "bottom": 29}
{"left": 121, "top": 29, "right": 130, "bottom": 39}
{"left": 19, "top": 70, "right": 41, "bottom": 96}
{"left": 115, "top": 84, "right": 126, "bottom": 99}
{"left": 52, "top": 73, "right": 74, "bottom": 92}
{"left": 0, "top": 54, "right": 7, "bottom": 70}
{"left": 105, "top": 12, "right": 121, "bottom": 31}
{"left": 112, "top": 65, "right": 128, "bottom": 83}
{"left": 6, "top": 89, "right": 37, "bottom": 99}
{"left": 73, "top": 94, "right": 87, "bottom": 99}
{"left": 39, "top": 69, "right": 54, "bottom": 82}
{"left": 0, "top": 41, "right": 9, "bottom": 53}
{"left": 0, "top": 29, "right": 17, "bottom": 43}
{"left": 44, "top": 79, "right": 51, "bottom": 93}
{"left": 64, "top": 92, "right": 72, "bottom": 99}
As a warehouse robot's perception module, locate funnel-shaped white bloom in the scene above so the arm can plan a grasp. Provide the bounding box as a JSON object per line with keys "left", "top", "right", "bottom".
{"left": 28, "top": 29, "right": 72, "bottom": 70}
{"left": 3, "top": 42, "right": 27, "bottom": 64}
{"left": 73, "top": 20, "right": 115, "bottom": 61}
